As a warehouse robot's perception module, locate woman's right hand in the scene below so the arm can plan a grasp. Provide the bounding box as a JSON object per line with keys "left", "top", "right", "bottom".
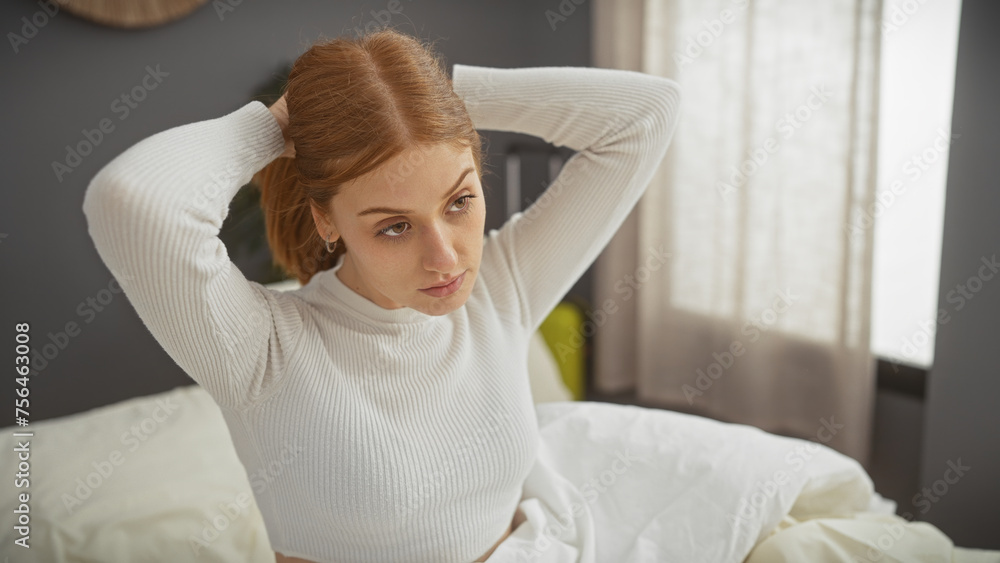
{"left": 268, "top": 94, "right": 295, "bottom": 158}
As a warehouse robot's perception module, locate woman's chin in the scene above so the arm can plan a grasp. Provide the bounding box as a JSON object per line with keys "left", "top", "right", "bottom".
{"left": 414, "top": 295, "right": 468, "bottom": 316}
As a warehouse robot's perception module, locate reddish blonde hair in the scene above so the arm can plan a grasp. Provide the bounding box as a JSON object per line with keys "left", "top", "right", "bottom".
{"left": 253, "top": 28, "right": 485, "bottom": 284}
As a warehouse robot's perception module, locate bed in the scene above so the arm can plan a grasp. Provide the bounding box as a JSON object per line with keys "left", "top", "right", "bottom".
{"left": 4, "top": 285, "right": 998, "bottom": 562}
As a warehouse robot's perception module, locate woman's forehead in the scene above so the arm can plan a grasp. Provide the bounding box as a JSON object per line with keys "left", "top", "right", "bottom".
{"left": 343, "top": 144, "right": 477, "bottom": 212}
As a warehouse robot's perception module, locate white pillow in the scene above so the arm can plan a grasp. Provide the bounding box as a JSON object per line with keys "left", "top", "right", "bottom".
{"left": 0, "top": 385, "right": 275, "bottom": 562}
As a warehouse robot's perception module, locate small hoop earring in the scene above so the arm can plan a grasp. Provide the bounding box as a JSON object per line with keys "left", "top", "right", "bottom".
{"left": 325, "top": 233, "right": 339, "bottom": 254}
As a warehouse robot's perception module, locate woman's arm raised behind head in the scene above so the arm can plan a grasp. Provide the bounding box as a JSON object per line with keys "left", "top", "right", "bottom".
{"left": 455, "top": 64, "right": 681, "bottom": 335}
{"left": 82, "top": 101, "right": 306, "bottom": 410}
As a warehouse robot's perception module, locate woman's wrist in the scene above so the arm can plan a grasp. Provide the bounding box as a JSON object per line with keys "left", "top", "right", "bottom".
{"left": 267, "top": 95, "right": 295, "bottom": 158}
{"left": 268, "top": 97, "right": 289, "bottom": 130}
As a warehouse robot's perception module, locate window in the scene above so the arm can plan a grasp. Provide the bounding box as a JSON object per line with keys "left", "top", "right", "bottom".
{"left": 870, "top": 0, "right": 962, "bottom": 369}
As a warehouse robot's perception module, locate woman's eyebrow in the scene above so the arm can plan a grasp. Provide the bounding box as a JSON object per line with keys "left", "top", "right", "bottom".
{"left": 357, "top": 167, "right": 475, "bottom": 217}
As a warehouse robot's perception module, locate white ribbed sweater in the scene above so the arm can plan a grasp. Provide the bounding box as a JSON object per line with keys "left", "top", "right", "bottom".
{"left": 83, "top": 64, "right": 680, "bottom": 562}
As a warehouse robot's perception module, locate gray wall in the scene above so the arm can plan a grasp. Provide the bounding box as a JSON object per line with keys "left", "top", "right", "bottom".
{"left": 0, "top": 0, "right": 591, "bottom": 421}
{"left": 918, "top": 0, "right": 1000, "bottom": 549}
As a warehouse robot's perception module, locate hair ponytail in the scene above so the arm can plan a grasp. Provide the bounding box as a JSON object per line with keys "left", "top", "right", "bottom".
{"left": 253, "top": 156, "right": 342, "bottom": 284}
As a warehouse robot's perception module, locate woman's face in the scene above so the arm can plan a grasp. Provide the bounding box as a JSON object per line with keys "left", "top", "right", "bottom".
{"left": 313, "top": 142, "right": 486, "bottom": 316}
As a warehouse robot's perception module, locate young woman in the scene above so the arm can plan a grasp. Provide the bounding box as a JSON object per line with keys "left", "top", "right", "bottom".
{"left": 83, "top": 29, "right": 679, "bottom": 562}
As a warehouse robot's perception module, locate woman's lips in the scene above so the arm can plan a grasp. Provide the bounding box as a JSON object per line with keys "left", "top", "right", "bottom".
{"left": 419, "top": 271, "right": 466, "bottom": 298}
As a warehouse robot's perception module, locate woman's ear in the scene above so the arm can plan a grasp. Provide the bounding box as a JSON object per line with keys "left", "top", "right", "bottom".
{"left": 310, "top": 203, "right": 339, "bottom": 242}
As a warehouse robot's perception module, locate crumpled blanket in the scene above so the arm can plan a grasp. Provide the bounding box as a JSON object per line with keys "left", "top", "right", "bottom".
{"left": 487, "top": 400, "right": 983, "bottom": 563}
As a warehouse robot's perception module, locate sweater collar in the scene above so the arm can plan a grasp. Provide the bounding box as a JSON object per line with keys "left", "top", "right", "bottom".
{"left": 314, "top": 253, "right": 439, "bottom": 325}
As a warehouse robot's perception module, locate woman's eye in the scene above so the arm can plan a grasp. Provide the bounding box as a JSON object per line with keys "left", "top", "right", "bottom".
{"left": 376, "top": 194, "right": 476, "bottom": 240}
{"left": 380, "top": 223, "right": 408, "bottom": 238}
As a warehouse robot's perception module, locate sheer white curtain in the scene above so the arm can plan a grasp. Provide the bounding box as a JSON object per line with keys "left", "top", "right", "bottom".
{"left": 592, "top": 0, "right": 882, "bottom": 464}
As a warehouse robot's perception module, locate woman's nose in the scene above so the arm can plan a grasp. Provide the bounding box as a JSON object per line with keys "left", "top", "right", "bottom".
{"left": 421, "top": 224, "right": 459, "bottom": 272}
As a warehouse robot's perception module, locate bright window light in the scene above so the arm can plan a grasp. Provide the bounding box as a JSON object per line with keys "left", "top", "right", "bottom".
{"left": 870, "top": 0, "right": 963, "bottom": 368}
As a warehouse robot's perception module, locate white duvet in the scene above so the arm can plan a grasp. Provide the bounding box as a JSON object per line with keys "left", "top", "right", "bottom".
{"left": 489, "top": 401, "right": 878, "bottom": 562}
{"left": 492, "top": 402, "right": 999, "bottom": 563}
{"left": 2, "top": 385, "right": 995, "bottom": 562}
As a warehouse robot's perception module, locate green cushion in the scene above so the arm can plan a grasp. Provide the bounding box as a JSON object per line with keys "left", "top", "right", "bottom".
{"left": 539, "top": 301, "right": 586, "bottom": 401}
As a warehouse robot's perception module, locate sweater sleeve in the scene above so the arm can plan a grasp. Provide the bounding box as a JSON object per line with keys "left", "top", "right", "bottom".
{"left": 82, "top": 101, "right": 303, "bottom": 410}
{"left": 451, "top": 64, "right": 681, "bottom": 334}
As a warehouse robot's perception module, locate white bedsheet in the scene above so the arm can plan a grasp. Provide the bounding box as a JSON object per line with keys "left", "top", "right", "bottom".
{"left": 490, "top": 401, "right": 999, "bottom": 563}
{"left": 488, "top": 401, "right": 878, "bottom": 562}
{"left": 2, "top": 385, "right": 995, "bottom": 562}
